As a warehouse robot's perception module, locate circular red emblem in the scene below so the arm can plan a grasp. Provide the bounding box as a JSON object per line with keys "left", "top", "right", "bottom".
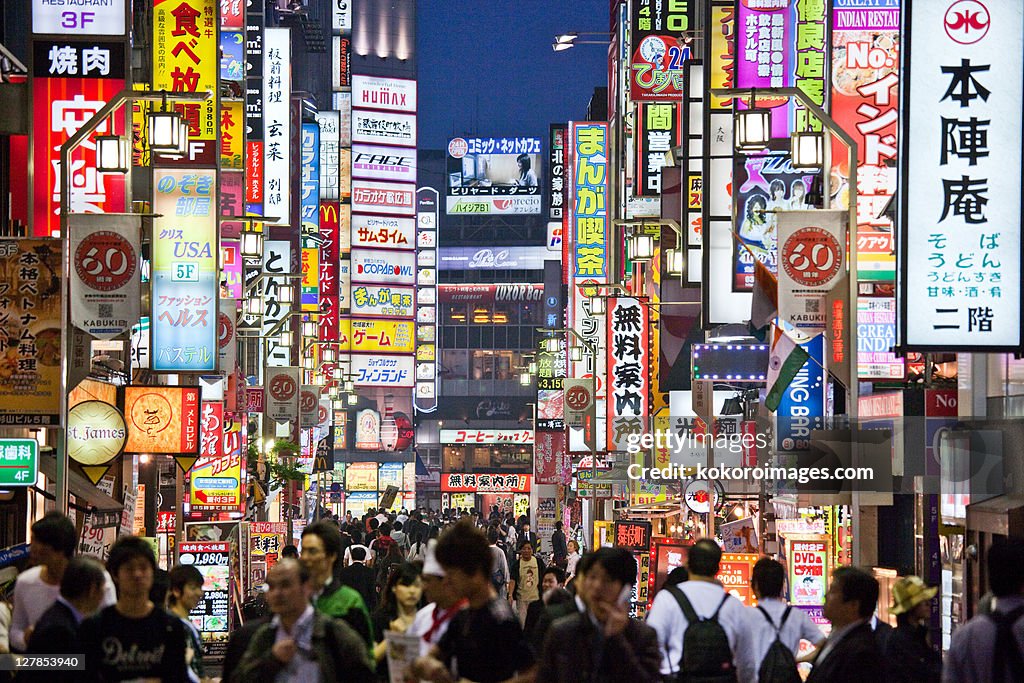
{"left": 944, "top": 0, "right": 990, "bottom": 45}
{"left": 447, "top": 138, "right": 468, "bottom": 159}
{"left": 217, "top": 313, "right": 233, "bottom": 349}
{"left": 75, "top": 230, "right": 136, "bottom": 292}
{"left": 269, "top": 373, "right": 297, "bottom": 401}
{"left": 782, "top": 227, "right": 843, "bottom": 288}
{"left": 565, "top": 384, "right": 591, "bottom": 411}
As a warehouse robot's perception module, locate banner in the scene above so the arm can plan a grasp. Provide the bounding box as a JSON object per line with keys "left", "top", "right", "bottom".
{"left": 445, "top": 137, "right": 542, "bottom": 215}
{"left": 630, "top": 0, "right": 693, "bottom": 101}
{"left": 69, "top": 214, "right": 141, "bottom": 339}
{"left": 534, "top": 431, "right": 569, "bottom": 485}
{"left": 351, "top": 284, "right": 415, "bottom": 318}
{"left": 151, "top": 169, "right": 218, "bottom": 371}
{"left": 777, "top": 210, "right": 846, "bottom": 335}
{"left": 266, "top": 367, "right": 300, "bottom": 424}
{"left": 189, "top": 449, "right": 244, "bottom": 511}
{"left": 124, "top": 386, "right": 200, "bottom": 454}
{"left": 0, "top": 240, "right": 62, "bottom": 425}
{"left": 352, "top": 215, "right": 416, "bottom": 250}
{"left": 901, "top": 0, "right": 1021, "bottom": 350}
{"left": 263, "top": 28, "right": 291, "bottom": 225}
{"left": 607, "top": 298, "right": 650, "bottom": 451}
{"left": 635, "top": 103, "right": 681, "bottom": 197}
{"left": 220, "top": 100, "right": 244, "bottom": 169}
{"left": 346, "top": 319, "right": 415, "bottom": 354}
{"left": 351, "top": 355, "right": 414, "bottom": 387}
{"left": 352, "top": 75, "right": 417, "bottom": 113}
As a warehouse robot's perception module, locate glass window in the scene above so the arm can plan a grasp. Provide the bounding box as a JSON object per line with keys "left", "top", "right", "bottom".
{"left": 443, "top": 446, "right": 466, "bottom": 471}
{"left": 441, "top": 349, "right": 469, "bottom": 379}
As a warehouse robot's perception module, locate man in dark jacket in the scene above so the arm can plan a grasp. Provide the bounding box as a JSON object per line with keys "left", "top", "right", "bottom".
{"left": 883, "top": 575, "right": 941, "bottom": 683}
{"left": 551, "top": 521, "right": 568, "bottom": 568}
{"left": 536, "top": 548, "right": 661, "bottom": 682}
{"left": 230, "top": 559, "right": 374, "bottom": 683}
{"left": 24, "top": 557, "right": 107, "bottom": 682}
{"left": 338, "top": 545, "right": 377, "bottom": 612}
{"left": 806, "top": 567, "right": 886, "bottom": 683}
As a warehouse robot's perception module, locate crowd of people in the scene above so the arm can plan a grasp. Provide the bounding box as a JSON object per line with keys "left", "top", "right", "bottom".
{"left": 0, "top": 506, "right": 1022, "bottom": 681}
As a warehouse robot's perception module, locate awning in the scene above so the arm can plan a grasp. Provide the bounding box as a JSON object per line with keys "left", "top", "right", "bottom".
{"left": 36, "top": 454, "right": 123, "bottom": 513}
{"left": 590, "top": 464, "right": 633, "bottom": 484}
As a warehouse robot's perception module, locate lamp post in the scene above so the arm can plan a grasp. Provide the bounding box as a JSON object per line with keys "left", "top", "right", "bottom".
{"left": 56, "top": 88, "right": 212, "bottom": 515}
{"left": 710, "top": 85, "right": 861, "bottom": 561}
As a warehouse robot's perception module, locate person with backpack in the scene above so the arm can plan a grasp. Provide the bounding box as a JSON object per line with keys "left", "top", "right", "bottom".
{"left": 646, "top": 538, "right": 756, "bottom": 682}
{"left": 747, "top": 558, "right": 824, "bottom": 683}
{"left": 944, "top": 538, "right": 1024, "bottom": 682}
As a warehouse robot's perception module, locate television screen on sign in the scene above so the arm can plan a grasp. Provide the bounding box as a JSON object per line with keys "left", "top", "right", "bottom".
{"left": 446, "top": 137, "right": 543, "bottom": 215}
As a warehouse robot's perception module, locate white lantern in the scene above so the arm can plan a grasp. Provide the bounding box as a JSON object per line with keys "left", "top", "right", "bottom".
{"left": 570, "top": 346, "right": 584, "bottom": 362}
{"left": 588, "top": 295, "right": 606, "bottom": 315}
{"left": 95, "top": 135, "right": 130, "bottom": 174}
{"left": 240, "top": 230, "right": 263, "bottom": 258}
{"left": 734, "top": 107, "right": 771, "bottom": 151}
{"left": 544, "top": 337, "right": 561, "bottom": 353}
{"left": 629, "top": 233, "right": 655, "bottom": 262}
{"left": 666, "top": 248, "right": 684, "bottom": 276}
{"left": 147, "top": 107, "right": 183, "bottom": 151}
{"left": 791, "top": 130, "right": 824, "bottom": 170}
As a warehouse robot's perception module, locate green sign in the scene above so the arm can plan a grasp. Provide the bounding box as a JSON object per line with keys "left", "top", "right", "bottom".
{"left": 0, "top": 439, "right": 38, "bottom": 486}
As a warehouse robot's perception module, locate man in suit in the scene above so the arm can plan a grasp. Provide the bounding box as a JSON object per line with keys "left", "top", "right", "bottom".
{"left": 338, "top": 545, "right": 377, "bottom": 612}
{"left": 807, "top": 566, "right": 886, "bottom": 683}
{"left": 24, "top": 556, "right": 107, "bottom": 682}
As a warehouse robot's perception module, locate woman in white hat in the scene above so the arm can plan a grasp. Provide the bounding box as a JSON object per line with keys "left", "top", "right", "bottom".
{"left": 883, "top": 575, "right": 941, "bottom": 683}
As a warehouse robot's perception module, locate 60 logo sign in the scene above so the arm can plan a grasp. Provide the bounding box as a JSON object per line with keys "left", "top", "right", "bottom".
{"left": 69, "top": 215, "right": 142, "bottom": 340}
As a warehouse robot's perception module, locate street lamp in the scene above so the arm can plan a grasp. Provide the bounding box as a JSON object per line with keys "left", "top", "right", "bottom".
{"left": 278, "top": 284, "right": 294, "bottom": 306}
{"left": 628, "top": 232, "right": 655, "bottom": 262}
{"left": 519, "top": 372, "right": 532, "bottom": 387}
{"left": 95, "top": 120, "right": 130, "bottom": 174}
{"left": 147, "top": 97, "right": 184, "bottom": 152}
{"left": 734, "top": 92, "right": 772, "bottom": 151}
{"left": 569, "top": 345, "right": 584, "bottom": 362}
{"left": 301, "top": 318, "right": 317, "bottom": 338}
{"left": 665, "top": 247, "right": 684, "bottom": 276}
{"left": 588, "top": 295, "right": 606, "bottom": 316}
{"left": 240, "top": 229, "right": 264, "bottom": 258}
{"left": 791, "top": 130, "right": 825, "bottom": 170}
{"left": 245, "top": 297, "right": 263, "bottom": 316}
{"left": 544, "top": 337, "right": 561, "bottom": 353}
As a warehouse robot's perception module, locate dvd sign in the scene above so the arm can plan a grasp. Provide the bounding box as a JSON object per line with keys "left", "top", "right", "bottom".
{"left": 351, "top": 249, "right": 416, "bottom": 285}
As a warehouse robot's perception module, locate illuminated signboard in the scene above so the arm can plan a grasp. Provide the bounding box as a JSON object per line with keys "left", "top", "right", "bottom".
{"left": 351, "top": 215, "right": 416, "bottom": 250}
{"left": 301, "top": 123, "right": 320, "bottom": 312}
{"left": 788, "top": 536, "right": 831, "bottom": 606}
{"left": 630, "top": 0, "right": 693, "bottom": 101}
{"left": 151, "top": 169, "right": 217, "bottom": 372}
{"left": 438, "top": 246, "right": 550, "bottom": 270}
{"left": 857, "top": 297, "right": 904, "bottom": 379}
{"left": 345, "top": 319, "right": 415, "bottom": 354}
{"left": 351, "top": 354, "right": 414, "bottom": 387}
{"left": 351, "top": 284, "right": 415, "bottom": 317}
{"left": 124, "top": 387, "right": 200, "bottom": 454}
{"left": 263, "top": 28, "right": 291, "bottom": 225}
{"left": 614, "top": 520, "right": 652, "bottom": 551}
{"left": 635, "top": 102, "right": 681, "bottom": 197}
{"left": 350, "top": 249, "right": 416, "bottom": 286}
{"left": 352, "top": 110, "right": 417, "bottom": 147}
{"left": 351, "top": 180, "right": 416, "bottom": 216}
{"left": 352, "top": 75, "right": 417, "bottom": 113}
{"left": 352, "top": 144, "right": 417, "bottom": 183}
{"left": 441, "top": 473, "right": 531, "bottom": 493}
{"left": 445, "top": 136, "right": 542, "bottom": 216}
{"left": 33, "top": 0, "right": 126, "bottom": 35}
{"left": 440, "top": 430, "right": 534, "bottom": 445}
{"left": 607, "top": 298, "right": 650, "bottom": 451}
{"left": 316, "top": 111, "right": 340, "bottom": 201}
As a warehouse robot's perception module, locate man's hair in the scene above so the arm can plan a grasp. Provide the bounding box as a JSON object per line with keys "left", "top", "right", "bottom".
{"left": 591, "top": 547, "right": 637, "bottom": 587}
{"left": 31, "top": 511, "right": 77, "bottom": 558}
{"left": 554, "top": 521, "right": 563, "bottom": 530}
{"left": 107, "top": 535, "right": 156, "bottom": 577}
{"left": 832, "top": 567, "right": 879, "bottom": 618}
{"left": 486, "top": 527, "right": 500, "bottom": 545}
{"left": 302, "top": 520, "right": 343, "bottom": 569}
{"left": 393, "top": 521, "right": 403, "bottom": 531}
{"left": 281, "top": 544, "right": 299, "bottom": 558}
{"left": 380, "top": 522, "right": 393, "bottom": 535}
{"left": 435, "top": 520, "right": 491, "bottom": 578}
{"left": 167, "top": 564, "right": 204, "bottom": 606}
{"left": 349, "top": 545, "right": 367, "bottom": 562}
{"left": 542, "top": 566, "right": 566, "bottom": 585}
{"left": 575, "top": 550, "right": 597, "bottom": 577}
{"left": 751, "top": 558, "right": 786, "bottom": 598}
{"left": 687, "top": 538, "right": 722, "bottom": 577}
{"left": 60, "top": 556, "right": 106, "bottom": 601}
{"left": 989, "top": 538, "right": 1024, "bottom": 597}
{"left": 368, "top": 518, "right": 380, "bottom": 530}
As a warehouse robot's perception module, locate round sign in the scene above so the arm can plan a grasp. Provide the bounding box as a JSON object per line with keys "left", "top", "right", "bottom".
{"left": 75, "top": 230, "right": 137, "bottom": 292}
{"left": 67, "top": 400, "right": 127, "bottom": 466}
{"left": 269, "top": 372, "right": 297, "bottom": 401}
{"left": 217, "top": 312, "right": 233, "bottom": 349}
{"left": 447, "top": 137, "right": 468, "bottom": 159}
{"left": 128, "top": 391, "right": 173, "bottom": 437}
{"left": 684, "top": 480, "right": 716, "bottom": 514}
{"left": 782, "top": 227, "right": 843, "bottom": 288}
{"left": 565, "top": 384, "right": 592, "bottom": 411}
{"left": 944, "top": 0, "right": 990, "bottom": 45}
{"left": 299, "top": 389, "right": 318, "bottom": 414}
{"left": 317, "top": 403, "right": 329, "bottom": 424}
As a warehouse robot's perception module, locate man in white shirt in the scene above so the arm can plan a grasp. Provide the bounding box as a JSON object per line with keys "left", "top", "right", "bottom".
{"left": 409, "top": 540, "right": 465, "bottom": 656}
{"left": 10, "top": 512, "right": 116, "bottom": 652}
{"left": 747, "top": 558, "right": 825, "bottom": 675}
{"left": 646, "top": 538, "right": 757, "bottom": 682}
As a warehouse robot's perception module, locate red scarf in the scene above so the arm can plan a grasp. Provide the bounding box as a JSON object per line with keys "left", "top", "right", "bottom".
{"left": 422, "top": 599, "right": 468, "bottom": 643}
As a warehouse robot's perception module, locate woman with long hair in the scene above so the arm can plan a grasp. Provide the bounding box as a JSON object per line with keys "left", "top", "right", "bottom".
{"left": 371, "top": 562, "right": 423, "bottom": 679}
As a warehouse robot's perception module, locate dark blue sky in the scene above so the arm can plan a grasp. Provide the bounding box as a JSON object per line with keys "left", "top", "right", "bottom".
{"left": 417, "top": 0, "right": 610, "bottom": 151}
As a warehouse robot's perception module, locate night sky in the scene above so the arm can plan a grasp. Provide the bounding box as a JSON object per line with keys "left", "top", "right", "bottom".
{"left": 417, "top": 0, "right": 611, "bottom": 151}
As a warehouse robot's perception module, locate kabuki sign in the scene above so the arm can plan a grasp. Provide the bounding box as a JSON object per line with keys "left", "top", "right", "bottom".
{"left": 777, "top": 210, "right": 846, "bottom": 335}
{"left": 900, "top": 0, "right": 1023, "bottom": 350}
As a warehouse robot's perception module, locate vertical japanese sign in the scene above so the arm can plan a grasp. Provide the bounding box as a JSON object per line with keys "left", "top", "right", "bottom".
{"left": 415, "top": 188, "right": 439, "bottom": 412}
{"left": 151, "top": 169, "right": 218, "bottom": 371}
{"left": 245, "top": 0, "right": 264, "bottom": 210}
{"left": 630, "top": 0, "right": 693, "bottom": 101}
{"left": 300, "top": 122, "right": 320, "bottom": 312}
{"left": 262, "top": 240, "right": 292, "bottom": 367}
{"left": 635, "top": 102, "right": 680, "bottom": 197}
{"left": 220, "top": 100, "right": 243, "bottom": 169}
{"left": 220, "top": 0, "right": 243, "bottom": 29}
{"left": 179, "top": 542, "right": 232, "bottom": 656}
{"left": 153, "top": 0, "right": 219, "bottom": 165}
{"left": 0, "top": 240, "right": 62, "bottom": 425}
{"left": 793, "top": 0, "right": 828, "bottom": 132}
{"left": 316, "top": 111, "right": 340, "bottom": 201}
{"left": 319, "top": 202, "right": 340, "bottom": 350}
{"left": 199, "top": 401, "right": 223, "bottom": 459}
{"left": 607, "top": 298, "right": 649, "bottom": 452}
{"left": 69, "top": 214, "right": 142, "bottom": 339}
{"left": 31, "top": 42, "right": 127, "bottom": 237}
{"left": 709, "top": 1, "right": 735, "bottom": 111}
{"left": 831, "top": 0, "right": 900, "bottom": 281}
{"left": 263, "top": 28, "right": 291, "bottom": 225}
{"left": 548, "top": 124, "right": 566, "bottom": 222}
{"left": 571, "top": 122, "right": 609, "bottom": 280}
{"left": 902, "top": 0, "right": 1020, "bottom": 349}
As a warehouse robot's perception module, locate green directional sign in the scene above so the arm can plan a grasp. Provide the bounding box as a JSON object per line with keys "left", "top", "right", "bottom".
{"left": 0, "top": 439, "right": 38, "bottom": 487}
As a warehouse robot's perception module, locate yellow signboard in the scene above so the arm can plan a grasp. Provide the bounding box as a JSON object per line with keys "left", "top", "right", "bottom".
{"left": 341, "top": 319, "right": 415, "bottom": 354}
{"left": 220, "top": 100, "right": 243, "bottom": 169}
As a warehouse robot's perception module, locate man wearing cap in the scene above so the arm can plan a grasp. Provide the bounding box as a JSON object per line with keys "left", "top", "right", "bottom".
{"left": 409, "top": 540, "right": 466, "bottom": 656}
{"left": 882, "top": 575, "right": 941, "bottom": 682}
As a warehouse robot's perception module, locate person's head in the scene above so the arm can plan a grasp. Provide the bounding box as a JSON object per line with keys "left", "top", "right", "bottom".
{"left": 988, "top": 538, "right": 1024, "bottom": 597}
{"left": 568, "top": 539, "right": 580, "bottom": 555}
{"left": 521, "top": 521, "right": 531, "bottom": 533}
{"left": 60, "top": 556, "right": 107, "bottom": 616}
{"left": 265, "top": 558, "right": 312, "bottom": 622}
{"left": 748, "top": 194, "right": 767, "bottom": 218}
{"left": 281, "top": 544, "right": 299, "bottom": 559}
{"left": 434, "top": 520, "right": 492, "bottom": 600}
{"left": 770, "top": 179, "right": 786, "bottom": 199}
{"left": 890, "top": 575, "right": 937, "bottom": 625}
{"left": 582, "top": 548, "right": 636, "bottom": 611}
{"left": 30, "top": 511, "right": 77, "bottom": 565}
{"left": 382, "top": 562, "right": 423, "bottom": 615}
{"left": 518, "top": 541, "right": 534, "bottom": 560}
{"left": 368, "top": 517, "right": 380, "bottom": 531}
{"left": 380, "top": 522, "right": 393, "bottom": 536}
{"left": 824, "top": 567, "right": 879, "bottom": 628}
{"left": 751, "top": 558, "right": 786, "bottom": 599}
{"left": 665, "top": 566, "right": 689, "bottom": 587}
{"left": 554, "top": 521, "right": 563, "bottom": 531}
{"left": 107, "top": 535, "right": 157, "bottom": 600}
{"left": 393, "top": 521, "right": 403, "bottom": 532}
{"left": 349, "top": 545, "right": 368, "bottom": 563}
{"left": 791, "top": 179, "right": 806, "bottom": 199}
{"left": 517, "top": 154, "right": 531, "bottom": 173}
{"left": 486, "top": 527, "right": 500, "bottom": 545}
{"left": 301, "top": 520, "right": 342, "bottom": 583}
{"left": 687, "top": 538, "right": 722, "bottom": 578}
{"left": 545, "top": 587, "right": 573, "bottom": 608}
{"left": 542, "top": 566, "right": 565, "bottom": 593}
{"left": 167, "top": 563, "right": 204, "bottom": 613}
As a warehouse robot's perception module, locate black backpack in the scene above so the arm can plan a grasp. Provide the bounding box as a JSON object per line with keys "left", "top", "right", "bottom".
{"left": 756, "top": 605, "right": 801, "bottom": 683}
{"left": 988, "top": 605, "right": 1024, "bottom": 682}
{"left": 667, "top": 586, "right": 738, "bottom": 683}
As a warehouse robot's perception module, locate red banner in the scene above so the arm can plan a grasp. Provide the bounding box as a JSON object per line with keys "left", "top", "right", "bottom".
{"left": 441, "top": 473, "right": 531, "bottom": 493}
{"left": 534, "top": 431, "right": 569, "bottom": 485}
